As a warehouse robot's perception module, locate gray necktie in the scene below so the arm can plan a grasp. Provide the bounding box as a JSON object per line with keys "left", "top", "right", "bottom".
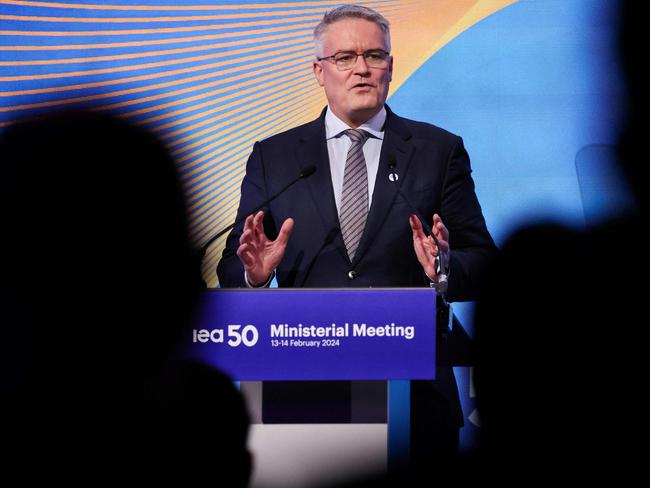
{"left": 340, "top": 128, "right": 370, "bottom": 261}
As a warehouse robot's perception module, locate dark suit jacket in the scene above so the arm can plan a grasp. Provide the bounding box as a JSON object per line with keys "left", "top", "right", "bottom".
{"left": 218, "top": 105, "right": 496, "bottom": 300}
{"left": 217, "top": 106, "right": 497, "bottom": 430}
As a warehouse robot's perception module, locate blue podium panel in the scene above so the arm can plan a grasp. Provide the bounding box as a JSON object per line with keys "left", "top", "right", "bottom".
{"left": 186, "top": 288, "right": 436, "bottom": 381}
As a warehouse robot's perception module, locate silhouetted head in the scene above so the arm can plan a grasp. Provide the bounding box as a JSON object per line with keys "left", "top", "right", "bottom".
{"left": 1, "top": 110, "right": 251, "bottom": 483}
{"left": 1, "top": 110, "right": 203, "bottom": 391}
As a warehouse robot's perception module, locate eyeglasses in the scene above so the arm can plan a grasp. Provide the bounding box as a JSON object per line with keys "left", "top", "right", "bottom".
{"left": 317, "top": 49, "right": 391, "bottom": 71}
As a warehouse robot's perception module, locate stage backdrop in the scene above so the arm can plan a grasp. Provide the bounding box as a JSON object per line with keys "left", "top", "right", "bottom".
{"left": 1, "top": 0, "right": 629, "bottom": 448}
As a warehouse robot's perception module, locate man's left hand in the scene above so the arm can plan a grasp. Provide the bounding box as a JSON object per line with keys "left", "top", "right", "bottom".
{"left": 409, "top": 213, "right": 450, "bottom": 281}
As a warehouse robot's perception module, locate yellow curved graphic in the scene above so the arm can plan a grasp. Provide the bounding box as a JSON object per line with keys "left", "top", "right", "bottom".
{"left": 1, "top": 22, "right": 318, "bottom": 51}
{"left": 0, "top": 16, "right": 323, "bottom": 37}
{"left": 2, "top": 0, "right": 399, "bottom": 12}
{"left": 0, "top": 1, "right": 402, "bottom": 22}
{"left": 388, "top": 0, "right": 517, "bottom": 96}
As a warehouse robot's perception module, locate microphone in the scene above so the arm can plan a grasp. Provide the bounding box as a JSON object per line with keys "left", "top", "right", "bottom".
{"left": 388, "top": 155, "right": 448, "bottom": 294}
{"left": 201, "top": 164, "right": 317, "bottom": 255}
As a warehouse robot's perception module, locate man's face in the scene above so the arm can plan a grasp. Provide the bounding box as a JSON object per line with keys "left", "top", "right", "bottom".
{"left": 313, "top": 18, "right": 393, "bottom": 127}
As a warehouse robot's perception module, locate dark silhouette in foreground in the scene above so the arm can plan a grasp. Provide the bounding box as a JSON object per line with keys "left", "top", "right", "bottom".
{"left": 469, "top": 1, "right": 645, "bottom": 483}
{"left": 1, "top": 111, "right": 251, "bottom": 484}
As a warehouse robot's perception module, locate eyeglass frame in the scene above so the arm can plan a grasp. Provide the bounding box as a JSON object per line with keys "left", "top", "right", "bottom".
{"left": 316, "top": 49, "right": 391, "bottom": 71}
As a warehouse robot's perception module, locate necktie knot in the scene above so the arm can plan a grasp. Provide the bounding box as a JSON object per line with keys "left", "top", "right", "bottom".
{"left": 344, "top": 128, "right": 369, "bottom": 144}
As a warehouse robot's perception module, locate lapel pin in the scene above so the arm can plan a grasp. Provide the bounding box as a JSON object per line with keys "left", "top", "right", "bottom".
{"left": 388, "top": 155, "right": 398, "bottom": 182}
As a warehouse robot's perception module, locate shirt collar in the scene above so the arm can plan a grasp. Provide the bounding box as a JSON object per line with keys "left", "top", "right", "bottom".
{"left": 325, "top": 106, "right": 386, "bottom": 140}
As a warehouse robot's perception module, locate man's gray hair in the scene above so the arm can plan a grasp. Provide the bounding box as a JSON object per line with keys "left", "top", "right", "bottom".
{"left": 313, "top": 4, "right": 391, "bottom": 57}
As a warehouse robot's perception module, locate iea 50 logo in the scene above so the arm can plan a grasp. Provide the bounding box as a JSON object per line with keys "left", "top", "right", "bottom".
{"left": 192, "top": 325, "right": 259, "bottom": 347}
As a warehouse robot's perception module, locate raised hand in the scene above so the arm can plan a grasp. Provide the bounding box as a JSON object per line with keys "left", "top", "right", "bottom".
{"left": 236, "top": 210, "right": 294, "bottom": 287}
{"left": 409, "top": 213, "right": 450, "bottom": 281}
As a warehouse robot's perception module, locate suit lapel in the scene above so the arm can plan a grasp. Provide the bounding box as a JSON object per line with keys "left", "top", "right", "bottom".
{"left": 352, "top": 107, "right": 415, "bottom": 266}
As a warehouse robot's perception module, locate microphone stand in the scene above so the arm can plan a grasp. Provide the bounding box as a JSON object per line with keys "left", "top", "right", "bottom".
{"left": 201, "top": 165, "right": 316, "bottom": 256}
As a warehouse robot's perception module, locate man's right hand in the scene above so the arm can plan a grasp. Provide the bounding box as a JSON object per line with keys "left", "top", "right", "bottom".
{"left": 236, "top": 210, "right": 294, "bottom": 287}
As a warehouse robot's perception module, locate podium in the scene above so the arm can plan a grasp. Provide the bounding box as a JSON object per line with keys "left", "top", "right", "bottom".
{"left": 186, "top": 288, "right": 445, "bottom": 486}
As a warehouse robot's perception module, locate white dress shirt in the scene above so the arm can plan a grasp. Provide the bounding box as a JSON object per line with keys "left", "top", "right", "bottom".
{"left": 325, "top": 106, "right": 386, "bottom": 216}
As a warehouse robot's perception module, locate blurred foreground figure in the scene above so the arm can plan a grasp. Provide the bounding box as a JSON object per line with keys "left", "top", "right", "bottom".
{"left": 469, "top": 2, "right": 645, "bottom": 485}
{"left": 0, "top": 111, "right": 251, "bottom": 485}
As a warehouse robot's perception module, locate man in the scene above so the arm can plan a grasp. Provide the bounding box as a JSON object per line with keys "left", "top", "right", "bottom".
{"left": 218, "top": 5, "right": 496, "bottom": 459}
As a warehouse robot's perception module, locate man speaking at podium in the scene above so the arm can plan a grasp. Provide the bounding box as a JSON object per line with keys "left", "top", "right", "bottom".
{"left": 218, "top": 5, "right": 496, "bottom": 459}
